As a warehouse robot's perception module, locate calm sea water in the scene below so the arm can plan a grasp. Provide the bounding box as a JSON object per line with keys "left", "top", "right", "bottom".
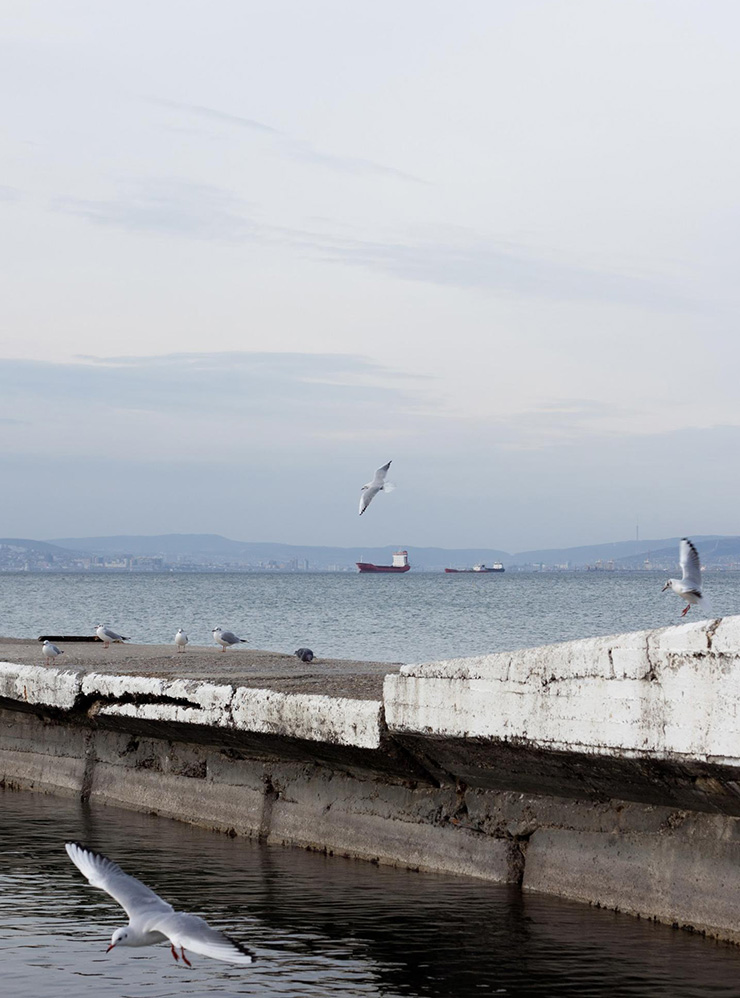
{"left": 0, "top": 570, "right": 737, "bottom": 662}
{"left": 3, "top": 788, "right": 740, "bottom": 998}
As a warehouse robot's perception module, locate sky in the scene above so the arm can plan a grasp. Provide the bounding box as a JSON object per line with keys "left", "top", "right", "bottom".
{"left": 1, "top": 0, "right": 739, "bottom": 551}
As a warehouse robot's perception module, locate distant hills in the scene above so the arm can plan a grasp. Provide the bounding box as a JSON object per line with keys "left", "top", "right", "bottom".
{"left": 27, "top": 531, "right": 740, "bottom": 569}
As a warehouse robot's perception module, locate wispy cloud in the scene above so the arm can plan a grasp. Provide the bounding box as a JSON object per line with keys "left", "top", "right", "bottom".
{"left": 149, "top": 97, "right": 278, "bottom": 134}
{"left": 54, "top": 179, "right": 257, "bottom": 243}
{"left": 52, "top": 175, "right": 687, "bottom": 309}
{"left": 305, "top": 232, "right": 692, "bottom": 309}
{"left": 147, "top": 97, "right": 424, "bottom": 183}
{"left": 0, "top": 185, "right": 21, "bottom": 202}
{"left": 0, "top": 351, "right": 426, "bottom": 418}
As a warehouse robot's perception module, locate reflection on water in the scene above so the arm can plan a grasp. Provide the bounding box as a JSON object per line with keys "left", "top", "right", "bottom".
{"left": 2, "top": 789, "right": 740, "bottom": 997}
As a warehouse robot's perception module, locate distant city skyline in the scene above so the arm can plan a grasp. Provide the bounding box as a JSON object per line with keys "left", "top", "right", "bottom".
{"left": 2, "top": 2, "right": 739, "bottom": 549}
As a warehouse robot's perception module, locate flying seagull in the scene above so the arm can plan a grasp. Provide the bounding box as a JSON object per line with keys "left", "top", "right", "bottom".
{"left": 174, "top": 629, "right": 188, "bottom": 653}
{"left": 662, "top": 538, "right": 705, "bottom": 617}
{"left": 42, "top": 640, "right": 64, "bottom": 662}
{"left": 359, "top": 460, "right": 394, "bottom": 516}
{"left": 96, "top": 625, "right": 129, "bottom": 649}
{"left": 212, "top": 627, "right": 247, "bottom": 652}
{"left": 65, "top": 842, "right": 256, "bottom": 967}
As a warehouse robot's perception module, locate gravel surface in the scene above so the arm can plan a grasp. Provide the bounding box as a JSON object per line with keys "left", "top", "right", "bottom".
{"left": 0, "top": 638, "right": 402, "bottom": 701}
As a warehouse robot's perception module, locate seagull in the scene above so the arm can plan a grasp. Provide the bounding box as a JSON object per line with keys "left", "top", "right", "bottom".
{"left": 42, "top": 640, "right": 64, "bottom": 662}
{"left": 65, "top": 842, "right": 256, "bottom": 967}
{"left": 96, "top": 625, "right": 129, "bottom": 649}
{"left": 174, "top": 629, "right": 189, "bottom": 653}
{"left": 212, "top": 627, "right": 247, "bottom": 652}
{"left": 662, "top": 538, "right": 705, "bottom": 617}
{"left": 359, "top": 460, "right": 395, "bottom": 515}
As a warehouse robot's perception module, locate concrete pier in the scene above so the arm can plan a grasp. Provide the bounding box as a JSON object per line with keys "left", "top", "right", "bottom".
{"left": 3, "top": 619, "right": 740, "bottom": 942}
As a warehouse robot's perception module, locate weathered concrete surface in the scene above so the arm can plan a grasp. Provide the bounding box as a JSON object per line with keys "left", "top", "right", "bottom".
{"left": 4, "top": 619, "right": 740, "bottom": 943}
{"left": 0, "top": 637, "right": 395, "bottom": 700}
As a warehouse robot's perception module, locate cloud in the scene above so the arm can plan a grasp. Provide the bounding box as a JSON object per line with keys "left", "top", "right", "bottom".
{"left": 0, "top": 185, "right": 21, "bottom": 202}
{"left": 52, "top": 175, "right": 686, "bottom": 309}
{"left": 0, "top": 351, "right": 424, "bottom": 414}
{"left": 148, "top": 98, "right": 278, "bottom": 134}
{"left": 54, "top": 179, "right": 256, "bottom": 243}
{"left": 306, "top": 232, "right": 693, "bottom": 309}
{"left": 147, "top": 97, "right": 424, "bottom": 183}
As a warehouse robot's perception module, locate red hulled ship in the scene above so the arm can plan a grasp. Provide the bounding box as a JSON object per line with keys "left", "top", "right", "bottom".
{"left": 356, "top": 550, "right": 411, "bottom": 573}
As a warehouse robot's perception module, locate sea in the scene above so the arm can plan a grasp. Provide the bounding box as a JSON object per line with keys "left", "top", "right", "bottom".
{"left": 0, "top": 569, "right": 737, "bottom": 662}
{"left": 2, "top": 570, "right": 740, "bottom": 997}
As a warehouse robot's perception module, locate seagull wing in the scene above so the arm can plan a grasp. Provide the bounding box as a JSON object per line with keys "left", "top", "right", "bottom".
{"left": 103, "top": 627, "right": 126, "bottom": 641}
{"left": 359, "top": 485, "right": 381, "bottom": 515}
{"left": 371, "top": 460, "right": 391, "bottom": 486}
{"left": 65, "top": 843, "right": 174, "bottom": 925}
{"left": 153, "top": 911, "right": 256, "bottom": 966}
{"left": 220, "top": 630, "right": 240, "bottom": 644}
{"left": 679, "top": 538, "right": 702, "bottom": 591}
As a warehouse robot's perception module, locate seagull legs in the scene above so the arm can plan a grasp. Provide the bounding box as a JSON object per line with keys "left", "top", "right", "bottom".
{"left": 171, "top": 944, "right": 179, "bottom": 962}
{"left": 681, "top": 604, "right": 691, "bottom": 617}
{"left": 181, "top": 948, "right": 192, "bottom": 967}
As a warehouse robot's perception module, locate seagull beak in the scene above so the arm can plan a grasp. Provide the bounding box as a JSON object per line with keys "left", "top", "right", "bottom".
{"left": 661, "top": 582, "right": 670, "bottom": 592}
{"left": 106, "top": 943, "right": 116, "bottom": 952}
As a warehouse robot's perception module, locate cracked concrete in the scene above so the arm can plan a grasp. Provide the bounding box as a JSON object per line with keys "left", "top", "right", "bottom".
{"left": 4, "top": 619, "right": 740, "bottom": 942}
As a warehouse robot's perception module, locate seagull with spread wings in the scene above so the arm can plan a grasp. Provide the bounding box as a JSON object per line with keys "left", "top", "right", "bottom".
{"left": 65, "top": 842, "right": 256, "bottom": 967}
{"left": 662, "top": 538, "right": 706, "bottom": 617}
{"left": 358, "top": 460, "right": 395, "bottom": 515}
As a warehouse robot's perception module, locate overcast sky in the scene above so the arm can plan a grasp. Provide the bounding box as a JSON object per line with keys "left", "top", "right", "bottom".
{"left": 2, "top": 0, "right": 739, "bottom": 551}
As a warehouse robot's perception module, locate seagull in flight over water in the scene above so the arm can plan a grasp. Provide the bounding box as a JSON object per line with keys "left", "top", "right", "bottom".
{"left": 359, "top": 460, "right": 395, "bottom": 515}
{"left": 65, "top": 842, "right": 256, "bottom": 967}
{"left": 662, "top": 537, "right": 705, "bottom": 617}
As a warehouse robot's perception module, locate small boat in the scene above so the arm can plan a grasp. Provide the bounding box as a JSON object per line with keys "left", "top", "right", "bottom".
{"left": 445, "top": 562, "right": 505, "bottom": 574}
{"left": 357, "top": 550, "right": 411, "bottom": 573}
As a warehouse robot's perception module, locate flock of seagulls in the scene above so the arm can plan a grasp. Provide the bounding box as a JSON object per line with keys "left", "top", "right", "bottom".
{"left": 48, "top": 464, "right": 707, "bottom": 973}
{"left": 43, "top": 626, "right": 313, "bottom": 663}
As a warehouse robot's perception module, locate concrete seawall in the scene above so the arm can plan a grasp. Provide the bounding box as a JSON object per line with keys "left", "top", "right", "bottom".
{"left": 3, "top": 619, "right": 740, "bottom": 942}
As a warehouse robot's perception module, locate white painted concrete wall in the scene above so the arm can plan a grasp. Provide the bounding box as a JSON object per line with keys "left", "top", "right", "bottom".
{"left": 383, "top": 616, "right": 740, "bottom": 762}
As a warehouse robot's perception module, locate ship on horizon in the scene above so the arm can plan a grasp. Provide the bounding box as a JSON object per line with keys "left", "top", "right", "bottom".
{"left": 445, "top": 562, "right": 505, "bottom": 574}
{"left": 356, "top": 550, "right": 411, "bottom": 573}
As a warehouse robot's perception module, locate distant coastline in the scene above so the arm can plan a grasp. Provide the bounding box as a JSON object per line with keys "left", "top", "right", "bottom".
{"left": 2, "top": 533, "right": 740, "bottom": 573}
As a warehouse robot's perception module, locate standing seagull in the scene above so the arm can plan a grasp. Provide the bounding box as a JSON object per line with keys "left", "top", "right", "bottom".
{"left": 174, "top": 629, "right": 189, "bottom": 653}
{"left": 212, "top": 627, "right": 247, "bottom": 652}
{"left": 96, "top": 625, "right": 129, "bottom": 649}
{"left": 662, "top": 538, "right": 705, "bottom": 617}
{"left": 359, "top": 460, "right": 395, "bottom": 516}
{"left": 42, "top": 640, "right": 64, "bottom": 663}
{"left": 65, "top": 842, "right": 256, "bottom": 967}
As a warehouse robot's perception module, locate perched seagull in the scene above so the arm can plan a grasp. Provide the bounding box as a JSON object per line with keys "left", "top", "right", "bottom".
{"left": 174, "top": 629, "right": 189, "bottom": 653}
{"left": 212, "top": 627, "right": 247, "bottom": 652}
{"left": 96, "top": 625, "right": 129, "bottom": 650}
{"left": 359, "top": 460, "right": 395, "bottom": 516}
{"left": 42, "top": 640, "right": 64, "bottom": 662}
{"left": 662, "top": 538, "right": 705, "bottom": 617}
{"left": 65, "top": 842, "right": 256, "bottom": 967}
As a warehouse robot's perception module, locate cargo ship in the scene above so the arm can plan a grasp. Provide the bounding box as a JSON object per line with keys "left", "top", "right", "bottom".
{"left": 445, "top": 562, "right": 505, "bottom": 574}
{"left": 356, "top": 550, "right": 411, "bottom": 573}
